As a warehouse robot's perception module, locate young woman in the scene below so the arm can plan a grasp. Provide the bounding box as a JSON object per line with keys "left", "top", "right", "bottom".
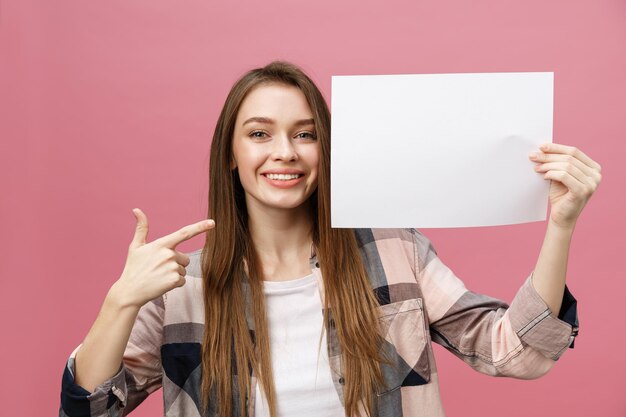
{"left": 60, "top": 61, "right": 601, "bottom": 417}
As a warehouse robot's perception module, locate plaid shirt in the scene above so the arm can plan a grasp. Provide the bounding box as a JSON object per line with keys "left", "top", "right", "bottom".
{"left": 60, "top": 228, "right": 578, "bottom": 417}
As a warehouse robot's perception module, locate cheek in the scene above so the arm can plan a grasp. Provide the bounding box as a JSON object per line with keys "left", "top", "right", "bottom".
{"left": 304, "top": 144, "right": 321, "bottom": 171}
{"left": 237, "top": 156, "right": 257, "bottom": 180}
{"left": 233, "top": 143, "right": 259, "bottom": 172}
{"left": 230, "top": 142, "right": 239, "bottom": 170}
{"left": 311, "top": 151, "right": 321, "bottom": 176}
{"left": 235, "top": 155, "right": 266, "bottom": 194}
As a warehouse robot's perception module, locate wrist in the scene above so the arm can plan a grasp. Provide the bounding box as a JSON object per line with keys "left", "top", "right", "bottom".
{"left": 105, "top": 281, "right": 143, "bottom": 312}
{"left": 548, "top": 218, "right": 576, "bottom": 235}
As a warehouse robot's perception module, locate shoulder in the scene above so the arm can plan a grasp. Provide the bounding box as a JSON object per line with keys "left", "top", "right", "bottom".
{"left": 352, "top": 228, "right": 435, "bottom": 256}
{"left": 351, "top": 229, "right": 417, "bottom": 282}
{"left": 352, "top": 228, "right": 438, "bottom": 277}
{"left": 353, "top": 228, "right": 433, "bottom": 248}
{"left": 353, "top": 228, "right": 415, "bottom": 247}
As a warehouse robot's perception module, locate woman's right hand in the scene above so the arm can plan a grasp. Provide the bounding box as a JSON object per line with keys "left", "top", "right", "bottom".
{"left": 107, "top": 208, "right": 214, "bottom": 309}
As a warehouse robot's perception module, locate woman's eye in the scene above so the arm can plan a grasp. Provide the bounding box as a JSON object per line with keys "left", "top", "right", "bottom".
{"left": 296, "top": 131, "right": 317, "bottom": 140}
{"left": 249, "top": 131, "right": 267, "bottom": 139}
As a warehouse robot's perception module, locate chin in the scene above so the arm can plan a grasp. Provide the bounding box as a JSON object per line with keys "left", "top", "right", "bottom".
{"left": 271, "top": 201, "right": 309, "bottom": 210}
{"left": 266, "top": 196, "right": 313, "bottom": 211}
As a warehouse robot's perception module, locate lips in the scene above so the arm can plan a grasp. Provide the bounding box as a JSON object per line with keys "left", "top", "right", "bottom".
{"left": 264, "top": 173, "right": 303, "bottom": 180}
{"left": 261, "top": 170, "right": 306, "bottom": 188}
{"left": 261, "top": 169, "right": 304, "bottom": 180}
{"left": 260, "top": 169, "right": 305, "bottom": 175}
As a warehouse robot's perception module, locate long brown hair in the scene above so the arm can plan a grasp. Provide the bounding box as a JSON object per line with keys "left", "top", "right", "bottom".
{"left": 201, "top": 61, "right": 386, "bottom": 417}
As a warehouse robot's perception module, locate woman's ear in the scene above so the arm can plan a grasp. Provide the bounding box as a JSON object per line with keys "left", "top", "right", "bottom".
{"left": 230, "top": 157, "right": 237, "bottom": 170}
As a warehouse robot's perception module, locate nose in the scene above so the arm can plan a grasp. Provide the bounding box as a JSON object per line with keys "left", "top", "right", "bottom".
{"left": 270, "top": 135, "right": 298, "bottom": 162}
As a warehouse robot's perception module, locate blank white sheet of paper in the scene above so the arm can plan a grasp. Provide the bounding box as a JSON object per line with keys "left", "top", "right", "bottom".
{"left": 330, "top": 72, "right": 553, "bottom": 228}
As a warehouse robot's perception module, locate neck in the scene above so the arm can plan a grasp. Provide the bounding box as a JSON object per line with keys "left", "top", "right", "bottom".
{"left": 246, "top": 201, "right": 314, "bottom": 281}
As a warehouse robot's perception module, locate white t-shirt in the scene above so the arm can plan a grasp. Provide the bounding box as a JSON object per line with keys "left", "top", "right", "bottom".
{"left": 254, "top": 274, "right": 345, "bottom": 417}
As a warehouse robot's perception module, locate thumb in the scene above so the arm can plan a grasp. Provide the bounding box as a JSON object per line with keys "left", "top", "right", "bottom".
{"left": 129, "top": 208, "right": 149, "bottom": 250}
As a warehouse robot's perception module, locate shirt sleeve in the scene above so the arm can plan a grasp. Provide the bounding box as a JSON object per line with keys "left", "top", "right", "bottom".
{"left": 59, "top": 295, "right": 165, "bottom": 417}
{"left": 411, "top": 229, "right": 579, "bottom": 380}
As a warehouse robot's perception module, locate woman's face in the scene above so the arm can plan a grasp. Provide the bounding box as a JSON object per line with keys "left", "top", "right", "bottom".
{"left": 231, "top": 83, "right": 320, "bottom": 214}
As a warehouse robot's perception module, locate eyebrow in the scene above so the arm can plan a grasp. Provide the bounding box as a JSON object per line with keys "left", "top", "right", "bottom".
{"left": 242, "top": 117, "right": 315, "bottom": 127}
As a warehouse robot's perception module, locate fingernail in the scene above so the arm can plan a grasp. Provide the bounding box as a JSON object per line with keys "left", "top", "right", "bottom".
{"left": 205, "top": 219, "right": 215, "bottom": 227}
{"left": 529, "top": 153, "right": 537, "bottom": 159}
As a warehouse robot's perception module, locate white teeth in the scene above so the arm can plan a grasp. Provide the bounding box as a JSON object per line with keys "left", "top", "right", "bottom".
{"left": 266, "top": 173, "right": 301, "bottom": 180}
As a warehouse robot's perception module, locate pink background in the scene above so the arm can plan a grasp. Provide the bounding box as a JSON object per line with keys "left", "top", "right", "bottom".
{"left": 1, "top": 1, "right": 625, "bottom": 416}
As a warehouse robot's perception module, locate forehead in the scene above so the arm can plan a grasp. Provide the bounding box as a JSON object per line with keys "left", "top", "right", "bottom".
{"left": 236, "top": 83, "right": 313, "bottom": 124}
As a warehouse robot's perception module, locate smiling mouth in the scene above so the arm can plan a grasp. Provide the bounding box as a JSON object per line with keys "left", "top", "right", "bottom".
{"left": 263, "top": 173, "right": 304, "bottom": 181}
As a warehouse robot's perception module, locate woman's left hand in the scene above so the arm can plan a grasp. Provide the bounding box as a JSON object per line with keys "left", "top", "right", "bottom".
{"left": 529, "top": 142, "right": 602, "bottom": 230}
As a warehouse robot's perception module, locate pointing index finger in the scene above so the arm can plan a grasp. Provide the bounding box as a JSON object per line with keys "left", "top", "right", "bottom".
{"left": 154, "top": 219, "right": 215, "bottom": 248}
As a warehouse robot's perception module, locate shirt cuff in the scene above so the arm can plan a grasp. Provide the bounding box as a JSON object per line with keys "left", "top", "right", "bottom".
{"left": 507, "top": 274, "right": 579, "bottom": 361}
{"left": 60, "top": 354, "right": 127, "bottom": 417}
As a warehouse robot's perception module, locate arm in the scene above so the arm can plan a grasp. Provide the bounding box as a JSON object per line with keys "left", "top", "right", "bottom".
{"left": 529, "top": 219, "right": 573, "bottom": 316}
{"left": 414, "top": 229, "right": 577, "bottom": 380}
{"left": 60, "top": 209, "right": 213, "bottom": 416}
{"left": 418, "top": 143, "right": 600, "bottom": 379}
{"left": 61, "top": 295, "right": 165, "bottom": 417}
{"left": 72, "top": 208, "right": 203, "bottom": 391}
{"left": 74, "top": 288, "right": 141, "bottom": 393}
{"left": 528, "top": 142, "right": 602, "bottom": 315}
